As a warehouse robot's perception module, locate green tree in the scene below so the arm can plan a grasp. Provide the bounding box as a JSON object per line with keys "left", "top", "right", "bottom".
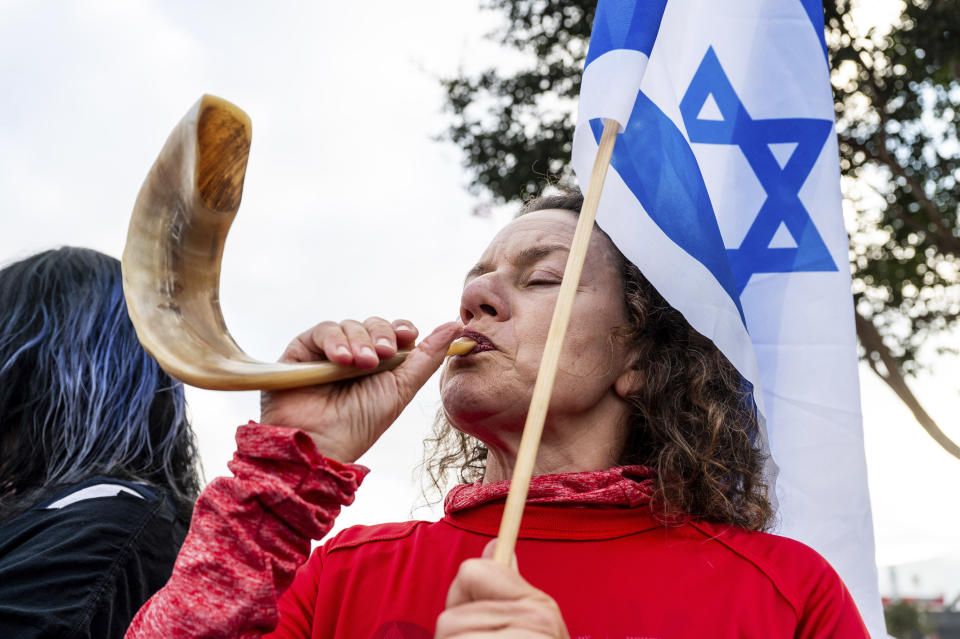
{"left": 884, "top": 599, "right": 932, "bottom": 638}
{"left": 440, "top": 0, "right": 960, "bottom": 457}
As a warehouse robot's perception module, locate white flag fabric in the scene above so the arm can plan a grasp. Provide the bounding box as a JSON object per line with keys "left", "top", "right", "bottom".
{"left": 571, "top": 1, "right": 886, "bottom": 636}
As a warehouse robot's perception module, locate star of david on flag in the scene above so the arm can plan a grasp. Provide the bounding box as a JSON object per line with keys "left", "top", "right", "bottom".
{"left": 571, "top": 1, "right": 886, "bottom": 636}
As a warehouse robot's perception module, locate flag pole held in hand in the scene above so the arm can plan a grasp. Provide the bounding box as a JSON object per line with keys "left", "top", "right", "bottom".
{"left": 492, "top": 117, "right": 620, "bottom": 566}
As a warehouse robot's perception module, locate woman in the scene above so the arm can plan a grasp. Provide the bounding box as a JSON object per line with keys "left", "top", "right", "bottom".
{"left": 0, "top": 248, "right": 202, "bottom": 639}
{"left": 126, "top": 192, "right": 869, "bottom": 638}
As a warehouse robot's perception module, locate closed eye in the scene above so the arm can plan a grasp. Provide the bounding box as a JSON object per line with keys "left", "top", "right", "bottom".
{"left": 524, "top": 271, "right": 562, "bottom": 286}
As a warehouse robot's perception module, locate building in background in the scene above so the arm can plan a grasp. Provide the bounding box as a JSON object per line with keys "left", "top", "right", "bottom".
{"left": 881, "top": 558, "right": 960, "bottom": 638}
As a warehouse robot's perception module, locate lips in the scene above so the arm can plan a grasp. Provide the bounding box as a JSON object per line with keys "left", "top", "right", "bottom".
{"left": 461, "top": 329, "right": 495, "bottom": 354}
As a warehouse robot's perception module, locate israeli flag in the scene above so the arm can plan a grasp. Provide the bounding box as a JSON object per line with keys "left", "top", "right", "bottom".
{"left": 572, "top": 1, "right": 885, "bottom": 636}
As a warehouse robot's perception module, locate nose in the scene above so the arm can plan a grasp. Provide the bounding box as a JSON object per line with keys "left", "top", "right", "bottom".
{"left": 460, "top": 273, "right": 510, "bottom": 324}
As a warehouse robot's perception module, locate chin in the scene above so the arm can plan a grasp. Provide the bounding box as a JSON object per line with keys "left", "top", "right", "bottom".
{"left": 441, "top": 384, "right": 527, "bottom": 440}
{"left": 440, "top": 381, "right": 489, "bottom": 425}
{"left": 441, "top": 406, "right": 514, "bottom": 453}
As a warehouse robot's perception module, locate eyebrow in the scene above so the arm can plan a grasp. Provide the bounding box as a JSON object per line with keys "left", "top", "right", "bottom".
{"left": 465, "top": 243, "right": 570, "bottom": 282}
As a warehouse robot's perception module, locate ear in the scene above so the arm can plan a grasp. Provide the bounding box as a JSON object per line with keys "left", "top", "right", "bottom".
{"left": 613, "top": 362, "right": 643, "bottom": 399}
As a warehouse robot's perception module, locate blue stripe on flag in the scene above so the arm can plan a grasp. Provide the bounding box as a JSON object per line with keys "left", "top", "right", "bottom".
{"left": 799, "top": 0, "right": 829, "bottom": 64}
{"left": 585, "top": 0, "right": 668, "bottom": 65}
{"left": 589, "top": 102, "right": 745, "bottom": 323}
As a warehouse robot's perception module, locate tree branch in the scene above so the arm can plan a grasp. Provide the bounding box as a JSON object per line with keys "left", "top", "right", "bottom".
{"left": 855, "top": 310, "right": 960, "bottom": 459}
{"left": 846, "top": 136, "right": 960, "bottom": 255}
{"left": 844, "top": 64, "right": 960, "bottom": 255}
{"left": 879, "top": 149, "right": 960, "bottom": 253}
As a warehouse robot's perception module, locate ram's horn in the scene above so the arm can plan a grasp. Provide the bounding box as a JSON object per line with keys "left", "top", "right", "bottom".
{"left": 121, "top": 94, "right": 472, "bottom": 391}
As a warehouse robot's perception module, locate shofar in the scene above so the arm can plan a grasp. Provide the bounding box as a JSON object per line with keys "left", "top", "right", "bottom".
{"left": 122, "top": 94, "right": 472, "bottom": 391}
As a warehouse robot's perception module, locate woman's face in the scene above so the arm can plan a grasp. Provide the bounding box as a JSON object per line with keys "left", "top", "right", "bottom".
{"left": 440, "top": 209, "right": 636, "bottom": 445}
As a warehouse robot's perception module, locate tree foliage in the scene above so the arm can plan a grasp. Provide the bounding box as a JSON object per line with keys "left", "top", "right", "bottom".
{"left": 440, "top": 0, "right": 960, "bottom": 455}
{"left": 884, "top": 599, "right": 933, "bottom": 638}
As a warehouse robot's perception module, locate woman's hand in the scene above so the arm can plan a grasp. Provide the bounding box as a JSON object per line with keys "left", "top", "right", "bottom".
{"left": 260, "top": 318, "right": 460, "bottom": 463}
{"left": 436, "top": 541, "right": 570, "bottom": 638}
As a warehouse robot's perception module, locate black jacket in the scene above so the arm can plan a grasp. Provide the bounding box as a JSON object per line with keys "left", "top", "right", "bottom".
{"left": 0, "top": 478, "right": 189, "bottom": 639}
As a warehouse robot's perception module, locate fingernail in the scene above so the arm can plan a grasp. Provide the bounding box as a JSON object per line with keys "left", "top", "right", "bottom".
{"left": 396, "top": 323, "right": 413, "bottom": 332}
{"left": 361, "top": 346, "right": 376, "bottom": 359}
{"left": 335, "top": 346, "right": 350, "bottom": 358}
{"left": 376, "top": 337, "right": 392, "bottom": 348}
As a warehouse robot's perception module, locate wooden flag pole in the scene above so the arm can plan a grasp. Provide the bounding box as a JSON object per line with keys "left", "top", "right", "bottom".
{"left": 493, "top": 117, "right": 621, "bottom": 566}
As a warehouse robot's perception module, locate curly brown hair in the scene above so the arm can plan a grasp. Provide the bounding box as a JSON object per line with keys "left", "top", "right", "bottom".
{"left": 423, "top": 190, "right": 773, "bottom": 531}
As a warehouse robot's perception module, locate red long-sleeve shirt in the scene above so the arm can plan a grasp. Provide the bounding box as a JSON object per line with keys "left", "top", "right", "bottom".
{"left": 126, "top": 423, "right": 869, "bottom": 638}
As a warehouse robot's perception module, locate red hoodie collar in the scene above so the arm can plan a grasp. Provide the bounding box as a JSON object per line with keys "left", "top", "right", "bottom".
{"left": 444, "top": 465, "right": 656, "bottom": 514}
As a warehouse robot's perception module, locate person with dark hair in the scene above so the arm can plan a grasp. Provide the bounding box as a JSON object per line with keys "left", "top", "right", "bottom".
{"left": 126, "top": 191, "right": 869, "bottom": 638}
{"left": 0, "top": 247, "right": 202, "bottom": 639}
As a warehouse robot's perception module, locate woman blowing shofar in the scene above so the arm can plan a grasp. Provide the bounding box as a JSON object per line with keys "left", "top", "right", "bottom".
{"left": 125, "top": 191, "right": 870, "bottom": 638}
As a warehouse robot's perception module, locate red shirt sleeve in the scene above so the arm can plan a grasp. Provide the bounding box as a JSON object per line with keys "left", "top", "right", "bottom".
{"left": 795, "top": 561, "right": 872, "bottom": 639}
{"left": 124, "top": 422, "right": 368, "bottom": 639}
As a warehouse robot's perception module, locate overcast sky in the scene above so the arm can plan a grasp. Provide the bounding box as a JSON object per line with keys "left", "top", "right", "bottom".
{"left": 1, "top": 0, "right": 957, "bottom": 599}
